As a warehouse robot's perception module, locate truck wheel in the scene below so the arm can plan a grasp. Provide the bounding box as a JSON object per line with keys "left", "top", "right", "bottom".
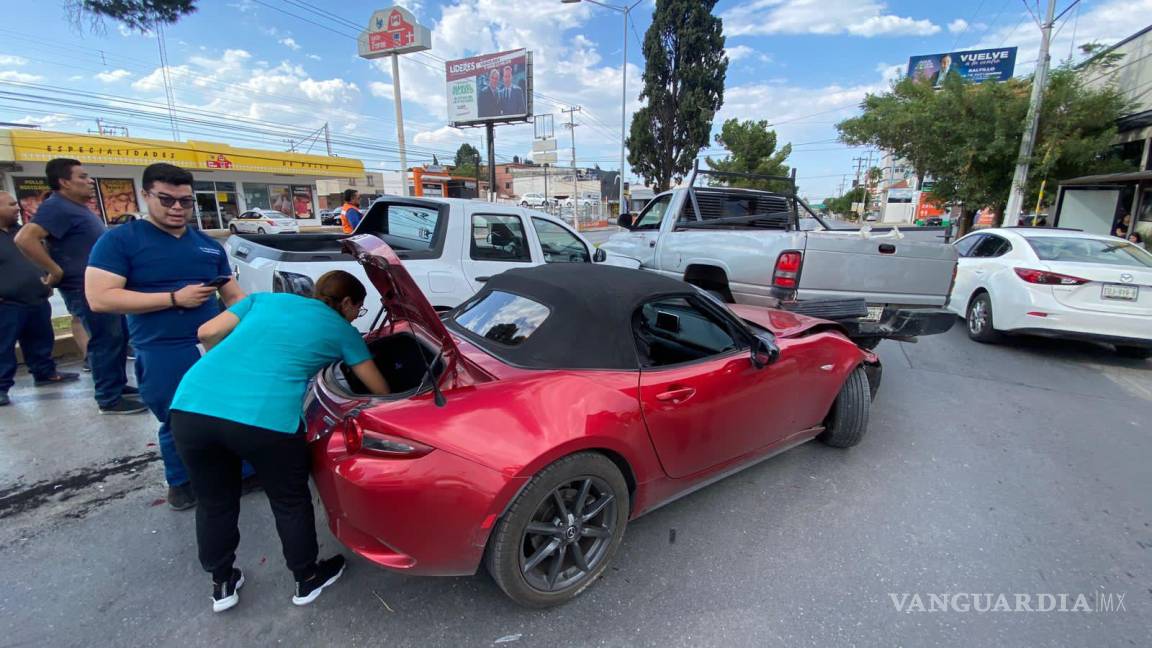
{"left": 819, "top": 366, "right": 870, "bottom": 448}
{"left": 965, "top": 293, "right": 1002, "bottom": 343}
{"left": 485, "top": 452, "right": 629, "bottom": 608}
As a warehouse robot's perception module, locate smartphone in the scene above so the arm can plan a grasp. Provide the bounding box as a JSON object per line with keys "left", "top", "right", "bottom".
{"left": 203, "top": 275, "right": 232, "bottom": 289}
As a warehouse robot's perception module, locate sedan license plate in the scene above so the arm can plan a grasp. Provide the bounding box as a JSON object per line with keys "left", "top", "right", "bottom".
{"left": 1101, "top": 284, "right": 1138, "bottom": 301}
{"left": 861, "top": 306, "right": 885, "bottom": 322}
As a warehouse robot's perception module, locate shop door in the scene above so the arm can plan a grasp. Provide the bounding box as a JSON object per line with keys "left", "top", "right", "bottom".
{"left": 195, "top": 193, "right": 222, "bottom": 230}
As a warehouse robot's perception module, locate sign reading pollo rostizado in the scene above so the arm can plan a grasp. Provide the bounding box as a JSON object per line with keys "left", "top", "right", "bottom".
{"left": 358, "top": 6, "right": 431, "bottom": 59}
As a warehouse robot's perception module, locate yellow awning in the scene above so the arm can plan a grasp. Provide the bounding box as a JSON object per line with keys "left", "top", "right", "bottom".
{"left": 3, "top": 129, "right": 364, "bottom": 178}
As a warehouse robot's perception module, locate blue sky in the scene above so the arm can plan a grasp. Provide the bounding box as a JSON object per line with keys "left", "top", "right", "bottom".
{"left": 0, "top": 0, "right": 1146, "bottom": 199}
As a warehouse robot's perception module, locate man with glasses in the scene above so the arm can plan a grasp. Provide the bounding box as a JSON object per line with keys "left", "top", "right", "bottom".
{"left": 15, "top": 158, "right": 143, "bottom": 415}
{"left": 85, "top": 163, "right": 253, "bottom": 510}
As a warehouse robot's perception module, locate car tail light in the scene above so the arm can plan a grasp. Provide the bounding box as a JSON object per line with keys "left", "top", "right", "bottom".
{"left": 343, "top": 418, "right": 433, "bottom": 458}
{"left": 266, "top": 220, "right": 277, "bottom": 226}
{"left": 773, "top": 250, "right": 803, "bottom": 288}
{"left": 1014, "top": 268, "right": 1089, "bottom": 286}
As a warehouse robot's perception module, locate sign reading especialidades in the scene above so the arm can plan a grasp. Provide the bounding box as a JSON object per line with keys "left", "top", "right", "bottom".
{"left": 908, "top": 47, "right": 1017, "bottom": 87}
{"left": 445, "top": 49, "right": 533, "bottom": 127}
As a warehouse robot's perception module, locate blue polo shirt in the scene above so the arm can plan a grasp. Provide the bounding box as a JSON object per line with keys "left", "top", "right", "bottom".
{"left": 171, "top": 293, "right": 372, "bottom": 433}
{"left": 88, "top": 219, "right": 232, "bottom": 350}
{"left": 32, "top": 192, "right": 106, "bottom": 291}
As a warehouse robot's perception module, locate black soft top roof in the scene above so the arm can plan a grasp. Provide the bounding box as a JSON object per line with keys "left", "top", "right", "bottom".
{"left": 448, "top": 264, "right": 694, "bottom": 370}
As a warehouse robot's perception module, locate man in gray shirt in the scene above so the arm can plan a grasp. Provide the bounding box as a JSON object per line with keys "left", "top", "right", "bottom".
{"left": 0, "top": 191, "right": 78, "bottom": 406}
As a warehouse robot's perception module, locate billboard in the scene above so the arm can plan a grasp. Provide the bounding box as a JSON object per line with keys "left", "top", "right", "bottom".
{"left": 97, "top": 178, "right": 140, "bottom": 224}
{"left": 358, "top": 7, "right": 431, "bottom": 58}
{"left": 13, "top": 177, "right": 50, "bottom": 224}
{"left": 908, "top": 47, "right": 1017, "bottom": 87}
{"left": 445, "top": 49, "right": 533, "bottom": 126}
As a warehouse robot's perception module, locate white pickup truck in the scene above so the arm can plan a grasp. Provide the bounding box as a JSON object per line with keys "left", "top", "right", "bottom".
{"left": 602, "top": 167, "right": 958, "bottom": 347}
{"left": 227, "top": 196, "right": 614, "bottom": 331}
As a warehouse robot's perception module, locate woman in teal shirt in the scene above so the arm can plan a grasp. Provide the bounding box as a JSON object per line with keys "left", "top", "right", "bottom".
{"left": 170, "top": 270, "right": 390, "bottom": 613}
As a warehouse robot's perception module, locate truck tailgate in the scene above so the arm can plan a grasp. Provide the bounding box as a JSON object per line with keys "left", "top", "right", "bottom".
{"left": 798, "top": 232, "right": 956, "bottom": 306}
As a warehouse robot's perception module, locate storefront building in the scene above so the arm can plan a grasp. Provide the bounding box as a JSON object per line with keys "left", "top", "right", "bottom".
{"left": 0, "top": 129, "right": 364, "bottom": 229}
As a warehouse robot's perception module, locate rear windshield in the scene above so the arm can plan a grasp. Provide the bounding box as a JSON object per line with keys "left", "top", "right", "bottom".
{"left": 1024, "top": 236, "right": 1152, "bottom": 268}
{"left": 454, "top": 291, "right": 551, "bottom": 347}
{"left": 378, "top": 204, "right": 442, "bottom": 251}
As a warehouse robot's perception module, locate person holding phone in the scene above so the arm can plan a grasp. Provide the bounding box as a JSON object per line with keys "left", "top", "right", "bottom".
{"left": 86, "top": 163, "right": 254, "bottom": 511}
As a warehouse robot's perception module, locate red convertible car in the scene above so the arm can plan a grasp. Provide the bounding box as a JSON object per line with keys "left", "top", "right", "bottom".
{"left": 305, "top": 235, "right": 881, "bottom": 607}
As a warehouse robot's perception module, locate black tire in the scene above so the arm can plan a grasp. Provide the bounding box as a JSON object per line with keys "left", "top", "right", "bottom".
{"left": 257, "top": 227, "right": 266, "bottom": 234}
{"left": 485, "top": 452, "right": 629, "bottom": 608}
{"left": 965, "top": 292, "right": 1002, "bottom": 343}
{"left": 519, "top": 201, "right": 529, "bottom": 208}
{"left": 1115, "top": 345, "right": 1152, "bottom": 360}
{"left": 819, "top": 366, "right": 870, "bottom": 448}
{"left": 228, "top": 224, "right": 237, "bottom": 233}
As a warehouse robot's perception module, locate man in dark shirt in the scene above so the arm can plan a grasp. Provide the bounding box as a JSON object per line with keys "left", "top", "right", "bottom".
{"left": 14, "top": 158, "right": 144, "bottom": 414}
{"left": 86, "top": 163, "right": 253, "bottom": 510}
{"left": 0, "top": 191, "right": 78, "bottom": 406}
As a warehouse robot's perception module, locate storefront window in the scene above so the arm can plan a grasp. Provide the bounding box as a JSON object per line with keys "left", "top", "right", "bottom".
{"left": 244, "top": 185, "right": 270, "bottom": 212}
{"left": 194, "top": 181, "right": 240, "bottom": 230}
{"left": 291, "top": 185, "right": 314, "bottom": 219}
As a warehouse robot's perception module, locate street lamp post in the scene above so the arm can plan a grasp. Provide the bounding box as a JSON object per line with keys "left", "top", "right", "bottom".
{"left": 562, "top": 0, "right": 644, "bottom": 206}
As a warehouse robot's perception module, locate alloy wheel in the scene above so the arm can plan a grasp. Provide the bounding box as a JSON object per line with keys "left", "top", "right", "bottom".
{"left": 968, "top": 299, "right": 988, "bottom": 335}
{"left": 519, "top": 476, "right": 617, "bottom": 592}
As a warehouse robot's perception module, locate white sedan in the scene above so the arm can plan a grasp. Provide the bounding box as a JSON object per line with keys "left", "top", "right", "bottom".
{"left": 948, "top": 227, "right": 1152, "bottom": 358}
{"left": 228, "top": 209, "right": 300, "bottom": 234}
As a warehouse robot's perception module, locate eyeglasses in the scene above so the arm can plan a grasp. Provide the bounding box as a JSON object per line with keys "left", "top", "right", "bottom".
{"left": 150, "top": 192, "right": 196, "bottom": 209}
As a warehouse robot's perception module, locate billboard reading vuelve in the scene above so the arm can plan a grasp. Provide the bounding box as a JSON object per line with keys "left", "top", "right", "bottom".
{"left": 445, "top": 49, "right": 533, "bottom": 126}
{"left": 908, "top": 47, "right": 1017, "bottom": 87}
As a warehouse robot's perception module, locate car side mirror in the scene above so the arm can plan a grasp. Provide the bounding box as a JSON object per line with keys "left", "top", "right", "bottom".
{"left": 593, "top": 247, "right": 607, "bottom": 263}
{"left": 751, "top": 334, "right": 780, "bottom": 369}
{"left": 617, "top": 212, "right": 634, "bottom": 229}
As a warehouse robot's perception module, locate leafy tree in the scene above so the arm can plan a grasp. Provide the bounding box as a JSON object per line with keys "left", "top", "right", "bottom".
{"left": 838, "top": 61, "right": 1132, "bottom": 229}
{"left": 627, "top": 0, "right": 728, "bottom": 192}
{"left": 705, "top": 119, "right": 792, "bottom": 191}
{"left": 824, "top": 187, "right": 867, "bottom": 218}
{"left": 454, "top": 143, "right": 480, "bottom": 176}
{"left": 66, "top": 0, "right": 197, "bottom": 32}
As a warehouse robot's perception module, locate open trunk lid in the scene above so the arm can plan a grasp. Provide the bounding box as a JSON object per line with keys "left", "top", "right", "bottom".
{"left": 798, "top": 232, "right": 958, "bottom": 306}
{"left": 341, "top": 234, "right": 459, "bottom": 355}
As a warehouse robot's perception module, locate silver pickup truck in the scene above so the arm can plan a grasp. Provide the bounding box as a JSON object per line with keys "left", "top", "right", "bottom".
{"left": 602, "top": 167, "right": 957, "bottom": 347}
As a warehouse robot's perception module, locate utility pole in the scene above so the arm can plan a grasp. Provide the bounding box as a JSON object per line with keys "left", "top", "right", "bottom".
{"left": 1004, "top": 0, "right": 1057, "bottom": 225}
{"left": 562, "top": 106, "right": 582, "bottom": 228}
{"left": 323, "top": 122, "right": 333, "bottom": 157}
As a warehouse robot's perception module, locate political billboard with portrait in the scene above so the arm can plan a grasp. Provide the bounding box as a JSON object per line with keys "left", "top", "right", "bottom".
{"left": 908, "top": 47, "right": 1017, "bottom": 87}
{"left": 445, "top": 49, "right": 533, "bottom": 126}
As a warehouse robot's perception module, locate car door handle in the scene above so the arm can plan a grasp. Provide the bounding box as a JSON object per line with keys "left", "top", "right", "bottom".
{"left": 475, "top": 276, "right": 490, "bottom": 282}
{"left": 655, "top": 387, "right": 696, "bottom": 403}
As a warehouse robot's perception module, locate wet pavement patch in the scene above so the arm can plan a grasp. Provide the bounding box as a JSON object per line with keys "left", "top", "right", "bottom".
{"left": 0, "top": 452, "right": 159, "bottom": 519}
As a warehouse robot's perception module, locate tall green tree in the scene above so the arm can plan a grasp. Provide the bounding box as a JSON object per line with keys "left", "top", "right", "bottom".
{"left": 627, "top": 0, "right": 728, "bottom": 192}
{"left": 824, "top": 186, "right": 867, "bottom": 219}
{"left": 838, "top": 62, "right": 1132, "bottom": 228}
{"left": 705, "top": 119, "right": 792, "bottom": 191}
{"left": 66, "top": 0, "right": 197, "bottom": 31}
{"left": 454, "top": 143, "right": 481, "bottom": 176}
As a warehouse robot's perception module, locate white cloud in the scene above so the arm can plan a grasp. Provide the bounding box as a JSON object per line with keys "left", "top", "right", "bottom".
{"left": 307, "top": 54, "right": 323, "bottom": 61}
{"left": 279, "top": 37, "right": 301, "bottom": 51}
{"left": 412, "top": 125, "right": 473, "bottom": 147}
{"left": 948, "top": 18, "right": 969, "bottom": 34}
{"left": 966, "top": 0, "right": 1152, "bottom": 74}
{"left": 0, "top": 71, "right": 42, "bottom": 83}
{"left": 0, "top": 55, "right": 28, "bottom": 66}
{"left": 96, "top": 69, "right": 133, "bottom": 83}
{"left": 722, "top": 0, "right": 940, "bottom": 37}
{"left": 9, "top": 113, "right": 76, "bottom": 129}
{"left": 725, "top": 45, "right": 757, "bottom": 62}
{"left": 369, "top": 81, "right": 395, "bottom": 97}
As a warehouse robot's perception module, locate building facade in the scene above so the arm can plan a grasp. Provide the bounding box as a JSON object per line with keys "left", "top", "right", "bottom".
{"left": 0, "top": 129, "right": 364, "bottom": 229}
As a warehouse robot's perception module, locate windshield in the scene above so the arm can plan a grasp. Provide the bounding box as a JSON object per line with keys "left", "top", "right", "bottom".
{"left": 1024, "top": 236, "right": 1152, "bottom": 268}
{"left": 454, "top": 290, "right": 551, "bottom": 347}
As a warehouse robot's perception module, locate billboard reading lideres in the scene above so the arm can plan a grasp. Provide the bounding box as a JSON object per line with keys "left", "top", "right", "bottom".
{"left": 445, "top": 49, "right": 533, "bottom": 126}
{"left": 908, "top": 47, "right": 1017, "bottom": 87}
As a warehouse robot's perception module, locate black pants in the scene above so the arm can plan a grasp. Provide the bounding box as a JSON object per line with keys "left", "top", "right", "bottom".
{"left": 170, "top": 410, "right": 318, "bottom": 582}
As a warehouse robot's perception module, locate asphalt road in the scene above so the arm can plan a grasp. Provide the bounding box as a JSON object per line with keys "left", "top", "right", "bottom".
{"left": 1, "top": 323, "right": 1149, "bottom": 647}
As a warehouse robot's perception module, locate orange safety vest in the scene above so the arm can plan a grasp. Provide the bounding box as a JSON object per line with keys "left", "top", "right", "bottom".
{"left": 339, "top": 202, "right": 359, "bottom": 234}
